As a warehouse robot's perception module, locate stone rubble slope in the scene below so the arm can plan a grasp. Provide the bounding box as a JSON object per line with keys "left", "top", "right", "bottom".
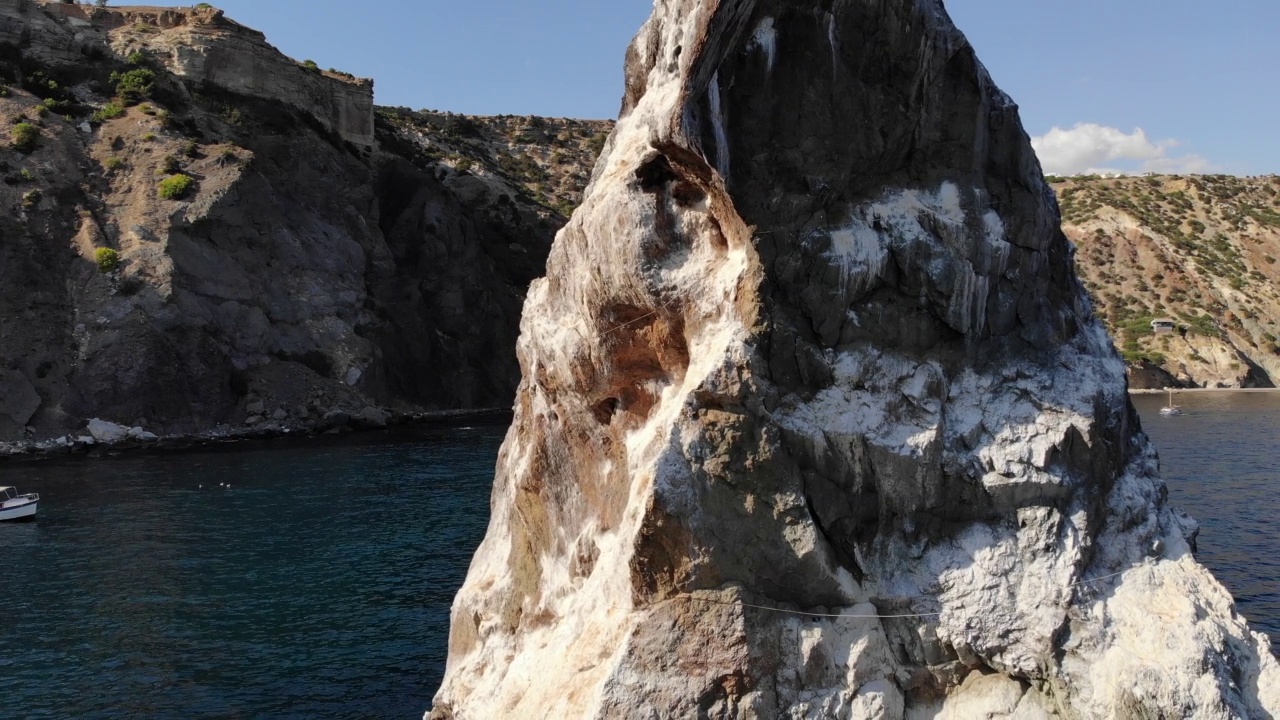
{"left": 431, "top": 0, "right": 1279, "bottom": 718}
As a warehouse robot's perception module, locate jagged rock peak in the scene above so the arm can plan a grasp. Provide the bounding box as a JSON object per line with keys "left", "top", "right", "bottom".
{"left": 431, "top": 0, "right": 1279, "bottom": 717}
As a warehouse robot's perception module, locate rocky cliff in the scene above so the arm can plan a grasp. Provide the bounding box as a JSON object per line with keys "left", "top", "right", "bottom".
{"left": 13, "top": 1, "right": 374, "bottom": 145}
{"left": 1055, "top": 174, "right": 1280, "bottom": 389}
{"left": 0, "top": 1, "right": 603, "bottom": 442}
{"left": 432, "top": 0, "right": 1279, "bottom": 717}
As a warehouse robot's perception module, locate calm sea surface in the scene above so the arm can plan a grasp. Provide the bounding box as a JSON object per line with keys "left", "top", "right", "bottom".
{"left": 0, "top": 426, "right": 505, "bottom": 720}
{"left": 1, "top": 394, "right": 1277, "bottom": 718}
{"left": 1131, "top": 391, "right": 1280, "bottom": 646}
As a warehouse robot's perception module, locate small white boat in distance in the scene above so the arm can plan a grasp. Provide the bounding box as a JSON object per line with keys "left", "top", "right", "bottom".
{"left": 0, "top": 486, "right": 38, "bottom": 522}
{"left": 1159, "top": 388, "right": 1184, "bottom": 417}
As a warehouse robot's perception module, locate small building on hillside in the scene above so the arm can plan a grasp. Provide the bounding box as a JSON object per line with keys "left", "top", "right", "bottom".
{"left": 1151, "top": 318, "right": 1176, "bottom": 334}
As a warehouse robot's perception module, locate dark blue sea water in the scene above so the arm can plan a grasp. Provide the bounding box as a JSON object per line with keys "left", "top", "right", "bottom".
{"left": 0, "top": 394, "right": 1276, "bottom": 718}
{"left": 1132, "top": 391, "right": 1280, "bottom": 646}
{"left": 0, "top": 426, "right": 504, "bottom": 720}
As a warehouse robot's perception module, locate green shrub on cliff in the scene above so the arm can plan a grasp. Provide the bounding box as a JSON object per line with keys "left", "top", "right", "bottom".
{"left": 586, "top": 131, "right": 607, "bottom": 157}
{"left": 157, "top": 173, "right": 195, "bottom": 200}
{"left": 156, "top": 154, "right": 180, "bottom": 175}
{"left": 11, "top": 122, "right": 39, "bottom": 152}
{"left": 443, "top": 115, "right": 481, "bottom": 138}
{"left": 93, "top": 248, "right": 120, "bottom": 273}
{"left": 1182, "top": 313, "right": 1222, "bottom": 338}
{"left": 89, "top": 102, "right": 125, "bottom": 124}
{"left": 39, "top": 97, "right": 72, "bottom": 114}
{"left": 110, "top": 68, "right": 155, "bottom": 105}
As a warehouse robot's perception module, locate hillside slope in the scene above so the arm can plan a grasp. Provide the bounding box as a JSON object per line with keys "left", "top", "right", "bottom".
{"left": 0, "top": 1, "right": 609, "bottom": 442}
{"left": 1054, "top": 174, "right": 1280, "bottom": 388}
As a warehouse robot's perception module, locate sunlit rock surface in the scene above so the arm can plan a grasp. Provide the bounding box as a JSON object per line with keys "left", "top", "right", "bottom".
{"left": 430, "top": 0, "right": 1280, "bottom": 717}
{"left": 22, "top": 1, "right": 375, "bottom": 145}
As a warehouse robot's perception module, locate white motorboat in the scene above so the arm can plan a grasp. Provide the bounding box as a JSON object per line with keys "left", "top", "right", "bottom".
{"left": 1158, "top": 388, "right": 1183, "bottom": 417}
{"left": 0, "top": 486, "right": 38, "bottom": 522}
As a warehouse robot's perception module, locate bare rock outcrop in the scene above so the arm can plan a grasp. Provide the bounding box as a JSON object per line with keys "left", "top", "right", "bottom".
{"left": 23, "top": 1, "right": 375, "bottom": 146}
{"left": 432, "top": 1, "right": 1279, "bottom": 717}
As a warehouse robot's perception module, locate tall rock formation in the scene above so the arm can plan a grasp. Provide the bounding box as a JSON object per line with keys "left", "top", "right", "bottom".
{"left": 432, "top": 0, "right": 1279, "bottom": 717}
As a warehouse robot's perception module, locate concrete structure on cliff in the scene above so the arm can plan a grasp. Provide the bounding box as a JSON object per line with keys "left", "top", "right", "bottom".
{"left": 430, "top": 0, "right": 1280, "bottom": 717}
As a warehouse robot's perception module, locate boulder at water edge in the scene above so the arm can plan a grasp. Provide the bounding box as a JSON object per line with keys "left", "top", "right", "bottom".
{"left": 430, "top": 0, "right": 1280, "bottom": 717}
{"left": 86, "top": 418, "right": 130, "bottom": 444}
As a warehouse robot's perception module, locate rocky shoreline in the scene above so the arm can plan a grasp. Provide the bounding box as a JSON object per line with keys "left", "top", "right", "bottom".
{"left": 0, "top": 407, "right": 513, "bottom": 464}
{"left": 1129, "top": 387, "right": 1280, "bottom": 394}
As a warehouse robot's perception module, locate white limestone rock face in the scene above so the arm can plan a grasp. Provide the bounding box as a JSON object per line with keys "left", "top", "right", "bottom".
{"left": 429, "top": 0, "right": 1280, "bottom": 717}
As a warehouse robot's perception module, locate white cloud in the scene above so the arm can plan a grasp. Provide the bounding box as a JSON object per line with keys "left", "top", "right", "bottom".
{"left": 1031, "top": 123, "right": 1214, "bottom": 176}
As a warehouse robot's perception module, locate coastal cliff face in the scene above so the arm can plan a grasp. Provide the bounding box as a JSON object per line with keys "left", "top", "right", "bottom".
{"left": 0, "top": 1, "right": 600, "bottom": 441}
{"left": 1054, "top": 175, "right": 1280, "bottom": 390}
{"left": 432, "top": 0, "right": 1280, "bottom": 717}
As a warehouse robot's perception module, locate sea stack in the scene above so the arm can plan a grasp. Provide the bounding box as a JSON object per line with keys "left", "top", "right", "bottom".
{"left": 431, "top": 0, "right": 1279, "bottom": 716}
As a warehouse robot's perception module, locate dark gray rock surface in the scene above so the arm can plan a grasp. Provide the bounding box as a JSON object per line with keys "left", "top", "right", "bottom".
{"left": 0, "top": 2, "right": 578, "bottom": 441}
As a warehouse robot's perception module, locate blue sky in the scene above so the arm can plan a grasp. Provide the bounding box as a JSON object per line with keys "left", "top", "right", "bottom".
{"left": 183, "top": 1, "right": 1276, "bottom": 176}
